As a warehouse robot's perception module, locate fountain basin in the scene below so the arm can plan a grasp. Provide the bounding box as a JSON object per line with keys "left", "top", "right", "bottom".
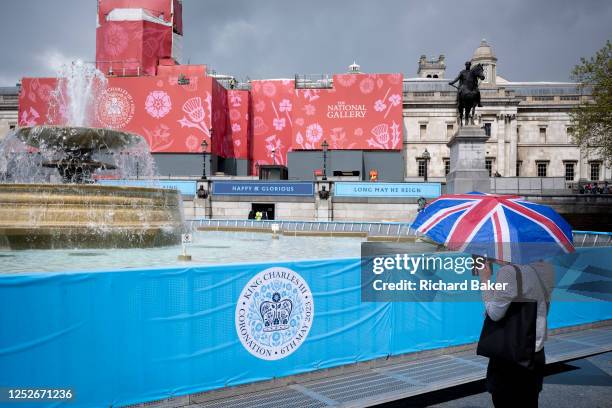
{"left": 0, "top": 184, "right": 184, "bottom": 249}
{"left": 14, "top": 126, "right": 141, "bottom": 151}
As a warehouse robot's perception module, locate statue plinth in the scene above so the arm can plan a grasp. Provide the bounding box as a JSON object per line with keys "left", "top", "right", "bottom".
{"left": 446, "top": 125, "right": 490, "bottom": 194}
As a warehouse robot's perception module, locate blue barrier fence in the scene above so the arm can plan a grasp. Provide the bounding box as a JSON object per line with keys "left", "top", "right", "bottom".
{"left": 98, "top": 179, "right": 197, "bottom": 196}
{"left": 1, "top": 248, "right": 611, "bottom": 407}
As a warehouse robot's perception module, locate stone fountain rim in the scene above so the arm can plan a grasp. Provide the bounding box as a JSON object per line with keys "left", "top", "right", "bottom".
{"left": 0, "top": 182, "right": 181, "bottom": 195}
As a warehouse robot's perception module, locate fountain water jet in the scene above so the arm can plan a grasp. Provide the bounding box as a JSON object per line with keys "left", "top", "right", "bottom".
{"left": 52, "top": 60, "right": 108, "bottom": 127}
{"left": 0, "top": 62, "right": 184, "bottom": 249}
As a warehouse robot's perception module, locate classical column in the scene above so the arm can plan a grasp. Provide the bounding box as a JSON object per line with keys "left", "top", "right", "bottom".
{"left": 508, "top": 114, "right": 517, "bottom": 176}
{"left": 496, "top": 114, "right": 505, "bottom": 176}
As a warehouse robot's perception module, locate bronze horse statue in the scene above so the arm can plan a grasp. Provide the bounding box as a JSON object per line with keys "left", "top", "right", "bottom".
{"left": 451, "top": 63, "right": 485, "bottom": 126}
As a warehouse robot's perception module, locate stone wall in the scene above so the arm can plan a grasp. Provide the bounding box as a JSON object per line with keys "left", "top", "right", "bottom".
{"left": 182, "top": 190, "right": 417, "bottom": 222}
{"left": 331, "top": 198, "right": 417, "bottom": 222}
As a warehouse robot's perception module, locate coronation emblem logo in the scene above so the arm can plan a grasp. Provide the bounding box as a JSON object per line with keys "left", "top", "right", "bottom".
{"left": 95, "top": 87, "right": 135, "bottom": 128}
{"left": 235, "top": 267, "right": 314, "bottom": 360}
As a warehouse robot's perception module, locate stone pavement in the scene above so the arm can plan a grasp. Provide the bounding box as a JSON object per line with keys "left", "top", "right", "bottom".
{"left": 378, "top": 351, "right": 612, "bottom": 408}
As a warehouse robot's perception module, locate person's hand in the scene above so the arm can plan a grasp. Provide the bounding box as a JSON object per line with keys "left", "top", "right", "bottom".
{"left": 479, "top": 260, "right": 492, "bottom": 283}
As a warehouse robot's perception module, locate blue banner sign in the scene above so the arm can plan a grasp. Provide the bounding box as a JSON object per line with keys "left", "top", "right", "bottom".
{"left": 98, "top": 179, "right": 197, "bottom": 196}
{"left": 335, "top": 182, "right": 441, "bottom": 198}
{"left": 213, "top": 181, "right": 314, "bottom": 196}
{"left": 0, "top": 248, "right": 610, "bottom": 407}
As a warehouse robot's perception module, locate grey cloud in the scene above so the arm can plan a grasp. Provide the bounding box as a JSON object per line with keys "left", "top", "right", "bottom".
{"left": 0, "top": 0, "right": 610, "bottom": 86}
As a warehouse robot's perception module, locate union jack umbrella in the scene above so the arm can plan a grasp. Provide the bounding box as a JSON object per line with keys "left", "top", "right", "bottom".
{"left": 411, "top": 192, "right": 575, "bottom": 263}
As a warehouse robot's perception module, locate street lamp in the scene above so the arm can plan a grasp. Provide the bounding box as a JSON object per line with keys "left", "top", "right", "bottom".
{"left": 200, "top": 138, "right": 208, "bottom": 180}
{"left": 422, "top": 148, "right": 431, "bottom": 182}
{"left": 321, "top": 139, "right": 329, "bottom": 181}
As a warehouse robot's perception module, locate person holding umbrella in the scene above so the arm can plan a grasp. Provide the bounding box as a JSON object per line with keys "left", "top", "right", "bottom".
{"left": 411, "top": 192, "right": 575, "bottom": 408}
{"left": 477, "top": 257, "right": 554, "bottom": 407}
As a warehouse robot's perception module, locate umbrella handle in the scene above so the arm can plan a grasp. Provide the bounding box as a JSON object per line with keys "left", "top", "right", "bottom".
{"left": 472, "top": 255, "right": 487, "bottom": 276}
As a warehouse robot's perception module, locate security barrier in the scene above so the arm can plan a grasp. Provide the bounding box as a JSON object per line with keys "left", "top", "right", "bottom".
{"left": 1, "top": 247, "right": 611, "bottom": 407}
{"left": 191, "top": 219, "right": 419, "bottom": 238}
{"left": 190, "top": 219, "right": 612, "bottom": 246}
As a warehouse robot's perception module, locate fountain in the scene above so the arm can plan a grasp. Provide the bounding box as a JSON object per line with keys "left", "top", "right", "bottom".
{"left": 0, "top": 62, "right": 184, "bottom": 249}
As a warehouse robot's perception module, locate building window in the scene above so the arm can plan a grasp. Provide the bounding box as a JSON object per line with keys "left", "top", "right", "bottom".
{"left": 9, "top": 124, "right": 16, "bottom": 130}
{"left": 446, "top": 124, "right": 454, "bottom": 139}
{"left": 485, "top": 159, "right": 493, "bottom": 177}
{"left": 564, "top": 162, "right": 575, "bottom": 181}
{"left": 444, "top": 159, "right": 450, "bottom": 175}
{"left": 539, "top": 127, "right": 547, "bottom": 143}
{"left": 484, "top": 123, "right": 491, "bottom": 137}
{"left": 537, "top": 162, "right": 548, "bottom": 177}
{"left": 419, "top": 124, "right": 427, "bottom": 139}
{"left": 590, "top": 162, "right": 601, "bottom": 181}
{"left": 417, "top": 159, "right": 426, "bottom": 178}
{"left": 534, "top": 96, "right": 554, "bottom": 101}
{"left": 516, "top": 160, "right": 522, "bottom": 176}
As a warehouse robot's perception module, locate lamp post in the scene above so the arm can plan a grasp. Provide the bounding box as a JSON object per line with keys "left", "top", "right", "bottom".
{"left": 321, "top": 139, "right": 329, "bottom": 181}
{"left": 422, "top": 148, "right": 431, "bottom": 182}
{"left": 200, "top": 139, "right": 208, "bottom": 180}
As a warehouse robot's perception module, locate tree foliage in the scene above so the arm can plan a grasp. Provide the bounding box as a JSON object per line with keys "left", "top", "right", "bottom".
{"left": 570, "top": 40, "right": 612, "bottom": 165}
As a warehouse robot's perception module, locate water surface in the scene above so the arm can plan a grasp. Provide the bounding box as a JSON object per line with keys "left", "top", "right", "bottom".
{"left": 0, "top": 231, "right": 364, "bottom": 274}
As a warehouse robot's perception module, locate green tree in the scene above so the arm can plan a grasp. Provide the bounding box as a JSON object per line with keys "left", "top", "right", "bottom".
{"left": 570, "top": 40, "right": 612, "bottom": 165}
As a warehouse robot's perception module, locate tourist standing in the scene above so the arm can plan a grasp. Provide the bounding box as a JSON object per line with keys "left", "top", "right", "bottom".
{"left": 478, "top": 260, "right": 554, "bottom": 408}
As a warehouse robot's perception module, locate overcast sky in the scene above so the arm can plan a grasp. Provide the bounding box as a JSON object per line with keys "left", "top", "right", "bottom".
{"left": 0, "top": 0, "right": 611, "bottom": 86}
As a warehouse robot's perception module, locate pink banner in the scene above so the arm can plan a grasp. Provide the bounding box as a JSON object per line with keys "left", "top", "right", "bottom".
{"left": 293, "top": 73, "right": 403, "bottom": 150}
{"left": 96, "top": 21, "right": 173, "bottom": 77}
{"left": 224, "top": 90, "right": 250, "bottom": 159}
{"left": 250, "top": 79, "right": 295, "bottom": 174}
{"left": 19, "top": 74, "right": 230, "bottom": 155}
{"left": 210, "top": 79, "right": 229, "bottom": 157}
{"left": 19, "top": 72, "right": 403, "bottom": 165}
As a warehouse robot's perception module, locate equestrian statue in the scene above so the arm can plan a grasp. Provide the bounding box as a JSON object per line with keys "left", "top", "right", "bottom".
{"left": 448, "top": 61, "right": 484, "bottom": 126}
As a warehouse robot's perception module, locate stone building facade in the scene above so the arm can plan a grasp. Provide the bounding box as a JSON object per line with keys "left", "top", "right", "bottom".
{"left": 404, "top": 40, "right": 610, "bottom": 185}
{"left": 0, "top": 86, "right": 19, "bottom": 141}
{"left": 2, "top": 40, "right": 609, "bottom": 185}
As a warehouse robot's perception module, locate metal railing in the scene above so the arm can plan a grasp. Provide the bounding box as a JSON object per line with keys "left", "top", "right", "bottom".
{"left": 295, "top": 74, "right": 333, "bottom": 89}
{"left": 190, "top": 219, "right": 419, "bottom": 238}
{"left": 189, "top": 219, "right": 612, "bottom": 247}
{"left": 573, "top": 230, "right": 612, "bottom": 247}
{"left": 95, "top": 61, "right": 144, "bottom": 77}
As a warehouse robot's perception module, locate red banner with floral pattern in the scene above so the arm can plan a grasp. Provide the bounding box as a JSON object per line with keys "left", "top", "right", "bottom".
{"left": 293, "top": 73, "right": 403, "bottom": 150}
{"left": 250, "top": 79, "right": 295, "bottom": 174}
{"left": 19, "top": 72, "right": 403, "bottom": 163}
{"left": 96, "top": 21, "right": 173, "bottom": 77}
{"left": 18, "top": 74, "right": 229, "bottom": 155}
{"left": 223, "top": 90, "right": 250, "bottom": 159}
